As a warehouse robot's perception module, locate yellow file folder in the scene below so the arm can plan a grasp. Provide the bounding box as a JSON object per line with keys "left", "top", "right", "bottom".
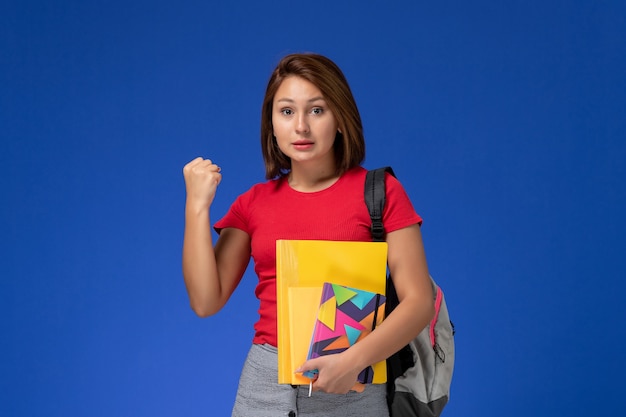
{"left": 276, "top": 239, "right": 388, "bottom": 385}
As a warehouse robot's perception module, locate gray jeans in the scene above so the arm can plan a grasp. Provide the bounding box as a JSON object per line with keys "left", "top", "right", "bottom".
{"left": 232, "top": 344, "right": 390, "bottom": 417}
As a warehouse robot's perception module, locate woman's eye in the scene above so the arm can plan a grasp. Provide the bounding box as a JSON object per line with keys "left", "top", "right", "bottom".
{"left": 311, "top": 107, "right": 324, "bottom": 115}
{"left": 281, "top": 108, "right": 293, "bottom": 116}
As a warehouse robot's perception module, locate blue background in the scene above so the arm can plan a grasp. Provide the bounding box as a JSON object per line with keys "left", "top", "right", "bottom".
{"left": 2, "top": 1, "right": 625, "bottom": 416}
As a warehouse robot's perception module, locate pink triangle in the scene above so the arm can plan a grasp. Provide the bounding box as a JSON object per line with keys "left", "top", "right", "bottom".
{"left": 312, "top": 308, "right": 366, "bottom": 342}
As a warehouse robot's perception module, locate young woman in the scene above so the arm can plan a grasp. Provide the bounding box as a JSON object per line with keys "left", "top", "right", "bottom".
{"left": 182, "top": 53, "right": 434, "bottom": 417}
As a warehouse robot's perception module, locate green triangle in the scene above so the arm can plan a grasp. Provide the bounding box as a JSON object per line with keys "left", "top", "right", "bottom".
{"left": 332, "top": 284, "right": 357, "bottom": 306}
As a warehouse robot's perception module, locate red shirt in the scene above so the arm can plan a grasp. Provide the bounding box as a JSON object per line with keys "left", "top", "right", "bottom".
{"left": 214, "top": 166, "right": 422, "bottom": 346}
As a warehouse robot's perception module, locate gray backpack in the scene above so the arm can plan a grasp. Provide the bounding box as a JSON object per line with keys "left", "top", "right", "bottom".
{"left": 365, "top": 167, "right": 455, "bottom": 417}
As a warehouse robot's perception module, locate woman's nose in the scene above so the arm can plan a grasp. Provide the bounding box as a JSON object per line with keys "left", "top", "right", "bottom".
{"left": 296, "top": 114, "right": 309, "bottom": 133}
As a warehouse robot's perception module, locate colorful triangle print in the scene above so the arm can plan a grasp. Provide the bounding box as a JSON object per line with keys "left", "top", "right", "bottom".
{"left": 344, "top": 324, "right": 362, "bottom": 346}
{"left": 317, "top": 297, "right": 337, "bottom": 330}
{"left": 349, "top": 289, "right": 377, "bottom": 310}
{"left": 322, "top": 334, "right": 351, "bottom": 352}
{"left": 306, "top": 282, "right": 387, "bottom": 384}
{"left": 312, "top": 308, "right": 365, "bottom": 341}
{"left": 331, "top": 283, "right": 358, "bottom": 306}
{"left": 358, "top": 305, "right": 384, "bottom": 331}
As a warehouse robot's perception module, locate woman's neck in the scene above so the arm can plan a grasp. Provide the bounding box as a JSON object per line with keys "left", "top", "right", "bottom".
{"left": 288, "top": 162, "right": 340, "bottom": 192}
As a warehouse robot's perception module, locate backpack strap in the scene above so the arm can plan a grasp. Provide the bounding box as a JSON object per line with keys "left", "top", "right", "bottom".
{"left": 365, "top": 167, "right": 415, "bottom": 389}
{"left": 366, "top": 167, "right": 439, "bottom": 299}
{"left": 364, "top": 167, "right": 395, "bottom": 242}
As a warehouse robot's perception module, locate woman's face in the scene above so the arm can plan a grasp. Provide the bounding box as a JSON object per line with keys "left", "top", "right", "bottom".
{"left": 272, "top": 76, "right": 339, "bottom": 168}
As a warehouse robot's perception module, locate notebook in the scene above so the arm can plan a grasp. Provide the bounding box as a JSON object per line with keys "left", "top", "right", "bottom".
{"left": 303, "top": 282, "right": 387, "bottom": 384}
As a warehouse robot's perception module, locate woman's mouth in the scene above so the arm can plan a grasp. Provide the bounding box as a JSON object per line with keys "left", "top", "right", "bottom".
{"left": 293, "top": 140, "right": 314, "bottom": 151}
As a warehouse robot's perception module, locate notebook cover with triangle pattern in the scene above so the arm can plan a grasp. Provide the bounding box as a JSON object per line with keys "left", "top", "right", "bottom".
{"left": 306, "top": 282, "right": 387, "bottom": 384}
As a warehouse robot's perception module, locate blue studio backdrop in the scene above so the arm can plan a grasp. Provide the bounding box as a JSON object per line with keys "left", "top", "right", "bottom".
{"left": 2, "top": 1, "right": 625, "bottom": 416}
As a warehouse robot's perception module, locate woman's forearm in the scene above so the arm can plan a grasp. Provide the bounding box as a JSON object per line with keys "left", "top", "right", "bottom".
{"left": 343, "top": 291, "right": 435, "bottom": 372}
{"left": 182, "top": 204, "right": 222, "bottom": 317}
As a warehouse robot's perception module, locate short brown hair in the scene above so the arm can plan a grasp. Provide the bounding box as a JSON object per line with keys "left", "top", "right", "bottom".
{"left": 260, "top": 53, "right": 365, "bottom": 179}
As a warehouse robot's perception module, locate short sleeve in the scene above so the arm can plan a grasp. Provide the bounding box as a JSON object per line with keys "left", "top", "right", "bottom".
{"left": 382, "top": 172, "right": 423, "bottom": 233}
{"left": 213, "top": 190, "right": 251, "bottom": 234}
